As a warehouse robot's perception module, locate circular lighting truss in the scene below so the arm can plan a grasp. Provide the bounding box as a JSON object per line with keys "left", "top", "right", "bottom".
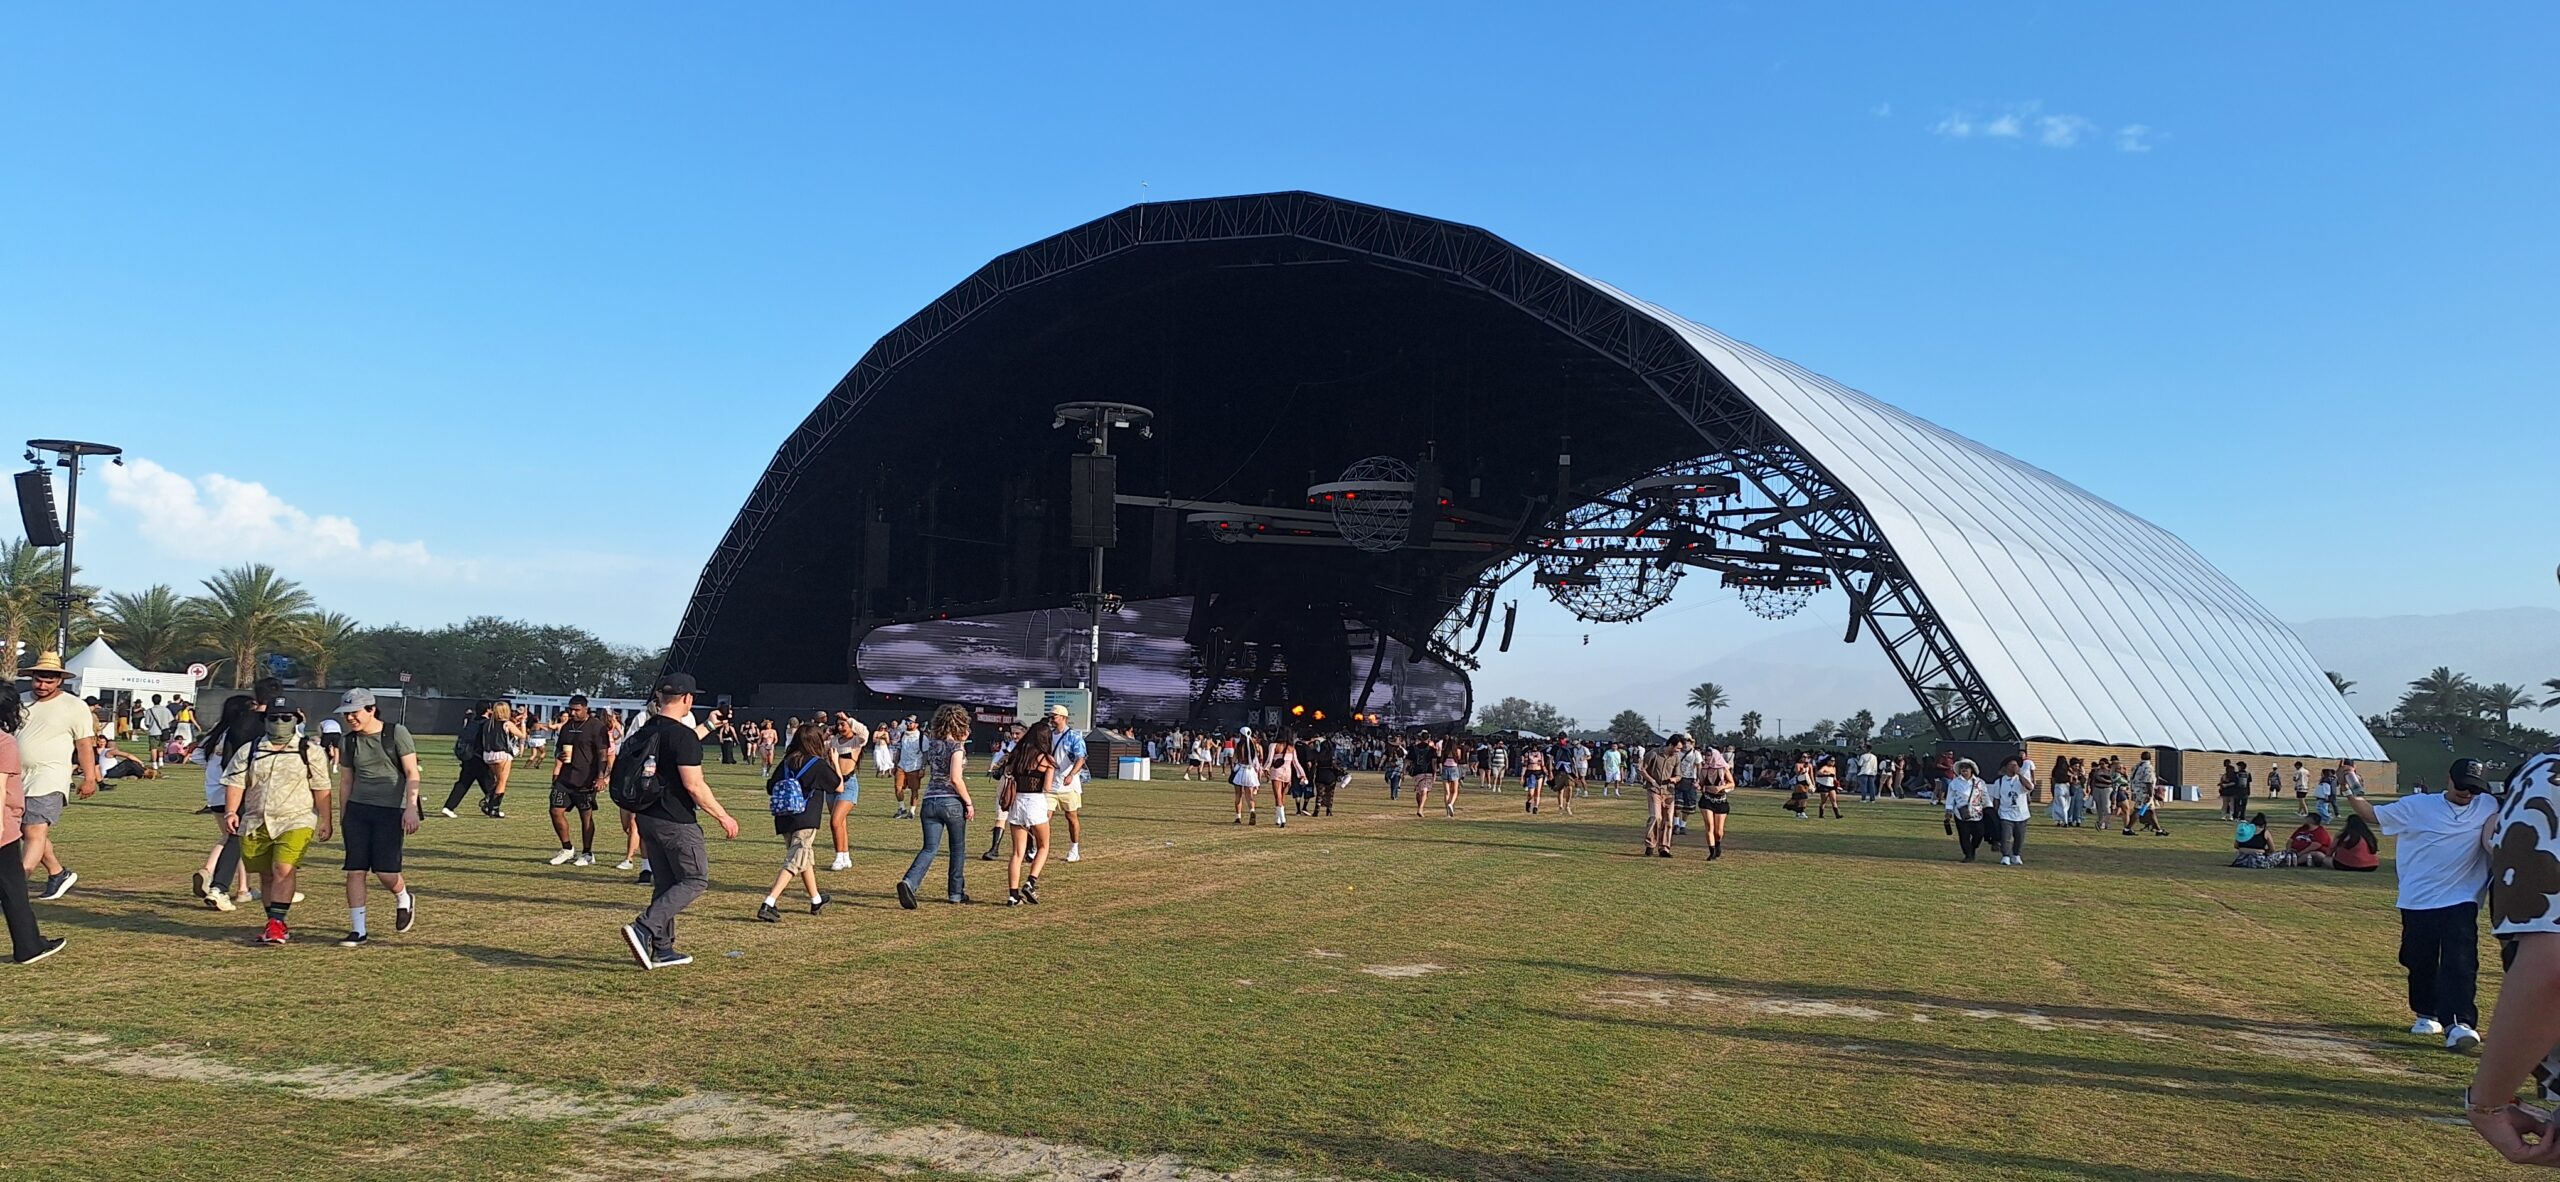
{"left": 1309, "top": 456, "right": 1418, "bottom": 553}
{"left": 1535, "top": 499, "right": 1684, "bottom": 622}
{"left": 1720, "top": 568, "right": 1829, "bottom": 620}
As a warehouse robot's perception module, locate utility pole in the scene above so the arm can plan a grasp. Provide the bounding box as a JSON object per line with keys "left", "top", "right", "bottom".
{"left": 24, "top": 439, "right": 122, "bottom": 654}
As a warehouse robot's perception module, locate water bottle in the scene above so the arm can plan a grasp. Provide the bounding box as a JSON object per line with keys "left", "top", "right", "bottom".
{"left": 643, "top": 755, "right": 659, "bottom": 778}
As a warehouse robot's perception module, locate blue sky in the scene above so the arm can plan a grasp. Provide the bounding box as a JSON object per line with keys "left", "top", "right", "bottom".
{"left": 3, "top": 3, "right": 2552, "bottom": 718}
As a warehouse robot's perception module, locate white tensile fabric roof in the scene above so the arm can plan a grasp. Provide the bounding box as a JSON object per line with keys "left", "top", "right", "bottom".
{"left": 1560, "top": 267, "right": 2383, "bottom": 760}
{"left": 64, "top": 638, "right": 198, "bottom": 697}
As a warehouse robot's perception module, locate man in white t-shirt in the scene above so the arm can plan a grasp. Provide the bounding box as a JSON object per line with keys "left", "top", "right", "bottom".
{"left": 1855, "top": 746, "right": 1880, "bottom": 803}
{"left": 2352, "top": 761, "right": 2497, "bottom": 1051}
{"left": 11, "top": 651, "right": 100, "bottom": 902}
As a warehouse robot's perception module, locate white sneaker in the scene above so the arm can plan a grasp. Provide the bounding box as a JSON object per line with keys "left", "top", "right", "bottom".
{"left": 549, "top": 848, "right": 578, "bottom": 865}
{"left": 439, "top": 808, "right": 457, "bottom": 818}
{"left": 1065, "top": 843, "right": 1081, "bottom": 863}
{"left": 615, "top": 859, "right": 636, "bottom": 871}
{"left": 829, "top": 852, "right": 851, "bottom": 871}
{"left": 2012, "top": 856, "right": 2024, "bottom": 866}
{"left": 2411, "top": 1016, "right": 2445, "bottom": 1036}
{"left": 574, "top": 853, "right": 594, "bottom": 867}
{"left": 2448, "top": 1023, "right": 2482, "bottom": 1051}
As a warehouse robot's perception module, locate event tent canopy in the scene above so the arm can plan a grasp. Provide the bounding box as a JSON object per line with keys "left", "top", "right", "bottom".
{"left": 64, "top": 638, "right": 196, "bottom": 698}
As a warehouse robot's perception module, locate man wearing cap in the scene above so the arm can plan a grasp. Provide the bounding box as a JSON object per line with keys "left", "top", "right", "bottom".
{"left": 221, "top": 697, "right": 334, "bottom": 945}
{"left": 1637, "top": 735, "right": 1684, "bottom": 857}
{"left": 614, "top": 672, "right": 740, "bottom": 970}
{"left": 11, "top": 650, "right": 99, "bottom": 902}
{"left": 333, "top": 688, "right": 418, "bottom": 947}
{"left": 1046, "top": 703, "right": 1088, "bottom": 864}
{"left": 547, "top": 695, "right": 614, "bottom": 868}
{"left": 2351, "top": 760, "right": 2499, "bottom": 1051}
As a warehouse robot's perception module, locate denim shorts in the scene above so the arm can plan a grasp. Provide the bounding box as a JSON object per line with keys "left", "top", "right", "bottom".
{"left": 834, "top": 776, "right": 860, "bottom": 805}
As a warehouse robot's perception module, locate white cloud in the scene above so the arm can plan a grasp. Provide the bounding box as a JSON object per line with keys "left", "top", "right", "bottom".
{"left": 100, "top": 458, "right": 444, "bottom": 571}
{"left": 1928, "top": 101, "right": 2142, "bottom": 152}
{"left": 2036, "top": 114, "right": 2096, "bottom": 148}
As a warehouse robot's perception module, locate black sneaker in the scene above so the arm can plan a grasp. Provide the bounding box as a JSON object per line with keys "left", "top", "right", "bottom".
{"left": 37, "top": 871, "right": 75, "bottom": 901}
{"left": 896, "top": 880, "right": 918, "bottom": 910}
{"left": 1021, "top": 876, "right": 1040, "bottom": 905}
{"left": 395, "top": 903, "right": 416, "bottom": 933}
{"left": 1005, "top": 890, "right": 1024, "bottom": 906}
{"left": 755, "top": 901, "right": 780, "bottom": 923}
{"left": 14, "top": 936, "right": 66, "bottom": 965}
{"left": 337, "top": 932, "right": 370, "bottom": 948}
{"left": 809, "top": 895, "right": 827, "bottom": 916}
{"left": 650, "top": 951, "right": 693, "bottom": 969}
{"left": 979, "top": 850, "right": 998, "bottom": 861}
{"left": 637, "top": 869, "right": 653, "bottom": 885}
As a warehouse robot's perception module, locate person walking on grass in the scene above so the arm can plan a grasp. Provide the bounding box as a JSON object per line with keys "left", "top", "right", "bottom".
{"left": 2350, "top": 758, "right": 2497, "bottom": 1052}
{"left": 331, "top": 689, "right": 418, "bottom": 947}
{"left": 826, "top": 715, "right": 869, "bottom": 872}
{"left": 1944, "top": 758, "right": 1989, "bottom": 863}
{"left": 1992, "top": 755, "right": 2033, "bottom": 866}
{"left": 221, "top": 697, "right": 333, "bottom": 946}
{"left": 998, "top": 715, "right": 1058, "bottom": 905}
{"left": 1230, "top": 727, "right": 1265, "bottom": 825}
{"left": 1637, "top": 735, "right": 1683, "bottom": 857}
{"left": 11, "top": 650, "right": 99, "bottom": 904}
{"left": 1814, "top": 753, "right": 1845, "bottom": 819}
{"left": 1519, "top": 744, "right": 1547, "bottom": 814}
{"left": 1045, "top": 703, "right": 1089, "bottom": 860}
{"left": 982, "top": 721, "right": 1025, "bottom": 857}
{"left": 756, "top": 723, "right": 838, "bottom": 923}
{"left": 894, "top": 716, "right": 926, "bottom": 821}
{"left": 1266, "top": 729, "right": 1304, "bottom": 828}
{"left": 0, "top": 692, "right": 66, "bottom": 964}
{"left": 897, "top": 704, "right": 977, "bottom": 908}
{"left": 1696, "top": 743, "right": 1733, "bottom": 859}
{"left": 612, "top": 673, "right": 740, "bottom": 971}
{"left": 440, "top": 701, "right": 495, "bottom": 819}
{"left": 543, "top": 696, "right": 614, "bottom": 867}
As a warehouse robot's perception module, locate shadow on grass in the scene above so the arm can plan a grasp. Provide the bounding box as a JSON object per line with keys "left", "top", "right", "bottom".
{"left": 1746, "top": 1129, "right": 2268, "bottom": 1182}
{"left": 1292, "top": 1128, "right": 1733, "bottom": 1182}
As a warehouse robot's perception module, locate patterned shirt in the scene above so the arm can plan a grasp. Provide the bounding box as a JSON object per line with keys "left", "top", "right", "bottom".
{"left": 2491, "top": 746, "right": 2560, "bottom": 936}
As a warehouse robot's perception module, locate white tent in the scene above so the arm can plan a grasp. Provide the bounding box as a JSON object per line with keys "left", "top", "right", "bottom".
{"left": 64, "top": 638, "right": 196, "bottom": 698}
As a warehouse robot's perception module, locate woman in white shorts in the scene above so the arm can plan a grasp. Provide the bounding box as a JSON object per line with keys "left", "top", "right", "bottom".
{"left": 1228, "top": 728, "right": 1264, "bottom": 825}
{"left": 480, "top": 702, "right": 521, "bottom": 817}
{"left": 999, "top": 716, "right": 1059, "bottom": 905}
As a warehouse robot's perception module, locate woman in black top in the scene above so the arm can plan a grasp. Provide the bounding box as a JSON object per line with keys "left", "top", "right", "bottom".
{"left": 756, "top": 723, "right": 840, "bottom": 922}
{"left": 189, "top": 693, "right": 262, "bottom": 908}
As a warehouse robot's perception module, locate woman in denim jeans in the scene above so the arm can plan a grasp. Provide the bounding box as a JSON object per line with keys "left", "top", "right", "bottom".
{"left": 896, "top": 705, "right": 977, "bottom": 909}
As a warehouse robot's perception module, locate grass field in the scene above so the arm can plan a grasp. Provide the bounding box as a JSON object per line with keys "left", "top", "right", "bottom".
{"left": 0, "top": 745, "right": 2516, "bottom": 1181}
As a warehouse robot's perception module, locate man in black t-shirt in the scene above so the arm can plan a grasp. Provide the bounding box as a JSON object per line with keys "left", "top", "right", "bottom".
{"left": 617, "top": 673, "right": 739, "bottom": 971}
{"left": 545, "top": 696, "right": 615, "bottom": 867}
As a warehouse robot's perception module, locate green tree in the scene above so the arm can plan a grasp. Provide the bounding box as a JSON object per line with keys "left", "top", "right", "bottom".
{"left": 1474, "top": 696, "right": 1577, "bottom": 736}
{"left": 1879, "top": 708, "right": 1930, "bottom": 738}
{"left": 2480, "top": 683, "right": 2536, "bottom": 730}
{"left": 1738, "top": 710, "right": 1763, "bottom": 740}
{"left": 1840, "top": 708, "right": 1877, "bottom": 745}
{"left": 1684, "top": 681, "right": 1729, "bottom": 738}
{"left": 292, "top": 611, "right": 367, "bottom": 688}
{"left": 1685, "top": 713, "right": 1714, "bottom": 742}
{"left": 1923, "top": 685, "right": 1960, "bottom": 718}
{"left": 97, "top": 584, "right": 193, "bottom": 669}
{"left": 1605, "top": 709, "right": 1656, "bottom": 746}
{"left": 184, "top": 564, "right": 316, "bottom": 688}
{"left": 2397, "top": 666, "right": 2481, "bottom": 731}
{"left": 2326, "top": 670, "right": 2356, "bottom": 696}
{"left": 2543, "top": 678, "right": 2560, "bottom": 711}
{"left": 0, "top": 537, "right": 91, "bottom": 663}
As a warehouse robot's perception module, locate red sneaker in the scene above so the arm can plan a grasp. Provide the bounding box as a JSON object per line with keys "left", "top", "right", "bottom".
{"left": 259, "top": 919, "right": 290, "bottom": 945}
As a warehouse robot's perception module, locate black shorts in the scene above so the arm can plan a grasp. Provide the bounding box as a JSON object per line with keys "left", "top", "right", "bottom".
{"left": 1701, "top": 795, "right": 1731, "bottom": 815}
{"left": 1675, "top": 780, "right": 1700, "bottom": 809}
{"left": 342, "top": 802, "right": 408, "bottom": 874}
{"left": 320, "top": 732, "right": 343, "bottom": 754}
{"left": 551, "top": 778, "right": 599, "bottom": 812}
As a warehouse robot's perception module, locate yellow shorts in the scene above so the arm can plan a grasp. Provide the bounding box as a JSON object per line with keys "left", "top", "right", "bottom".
{"left": 1049, "top": 788, "right": 1083, "bottom": 814}
{"left": 240, "top": 826, "right": 315, "bottom": 874}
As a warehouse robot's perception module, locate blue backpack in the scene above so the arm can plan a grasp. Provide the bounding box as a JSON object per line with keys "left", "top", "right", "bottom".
{"left": 768, "top": 755, "right": 815, "bottom": 816}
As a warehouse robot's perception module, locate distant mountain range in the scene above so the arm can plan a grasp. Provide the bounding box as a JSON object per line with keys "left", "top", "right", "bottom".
{"left": 1497, "top": 605, "right": 2560, "bottom": 737}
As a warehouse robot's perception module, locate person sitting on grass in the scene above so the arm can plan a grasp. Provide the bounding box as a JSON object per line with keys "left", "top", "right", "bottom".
{"left": 2282, "top": 815, "right": 2335, "bottom": 868}
{"left": 2331, "top": 814, "right": 2381, "bottom": 872}
{"left": 2231, "top": 812, "right": 2274, "bottom": 867}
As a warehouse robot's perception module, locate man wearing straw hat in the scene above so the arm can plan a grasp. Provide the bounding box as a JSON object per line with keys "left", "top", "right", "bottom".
{"left": 11, "top": 650, "right": 99, "bottom": 902}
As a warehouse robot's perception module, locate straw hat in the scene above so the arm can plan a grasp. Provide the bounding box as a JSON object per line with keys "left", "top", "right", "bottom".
{"left": 18, "top": 649, "right": 69, "bottom": 677}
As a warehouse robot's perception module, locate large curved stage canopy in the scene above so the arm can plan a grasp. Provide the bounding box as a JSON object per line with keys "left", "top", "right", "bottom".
{"left": 670, "top": 191, "right": 2381, "bottom": 761}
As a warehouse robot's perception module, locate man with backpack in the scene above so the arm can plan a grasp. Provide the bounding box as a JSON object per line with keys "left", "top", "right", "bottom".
{"left": 332, "top": 689, "right": 418, "bottom": 946}
{"left": 219, "top": 696, "right": 334, "bottom": 946}
{"left": 611, "top": 672, "right": 739, "bottom": 970}
{"left": 439, "top": 700, "right": 497, "bottom": 818}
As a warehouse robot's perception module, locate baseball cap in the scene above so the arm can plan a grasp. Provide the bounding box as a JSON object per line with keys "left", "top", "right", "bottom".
{"left": 335, "top": 688, "right": 377, "bottom": 713}
{"left": 1047, "top": 703, "right": 1070, "bottom": 716}
{"left": 2448, "top": 758, "right": 2493, "bottom": 794}
{"left": 654, "top": 671, "right": 699, "bottom": 698}
{"left": 264, "top": 695, "right": 300, "bottom": 716}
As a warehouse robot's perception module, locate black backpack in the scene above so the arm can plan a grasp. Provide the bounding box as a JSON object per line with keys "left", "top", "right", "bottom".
{"left": 452, "top": 716, "right": 482, "bottom": 762}
{"left": 608, "top": 722, "right": 668, "bottom": 813}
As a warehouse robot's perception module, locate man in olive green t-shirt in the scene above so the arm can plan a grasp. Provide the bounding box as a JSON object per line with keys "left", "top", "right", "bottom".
{"left": 333, "top": 689, "right": 419, "bottom": 947}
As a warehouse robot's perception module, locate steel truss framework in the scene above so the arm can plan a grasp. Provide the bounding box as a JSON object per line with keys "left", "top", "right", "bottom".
{"left": 671, "top": 192, "right": 2014, "bottom": 740}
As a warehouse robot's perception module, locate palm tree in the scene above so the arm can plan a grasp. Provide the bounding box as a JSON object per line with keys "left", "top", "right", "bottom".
{"left": 1737, "top": 710, "right": 1763, "bottom": 740}
{"left": 2542, "top": 678, "right": 2560, "bottom": 711}
{"left": 98, "top": 584, "right": 193, "bottom": 669}
{"left": 1684, "top": 681, "right": 1729, "bottom": 738}
{"left": 2480, "top": 683, "right": 2536, "bottom": 730}
{"left": 2325, "top": 670, "right": 2355, "bottom": 696}
{"left": 0, "top": 538, "right": 91, "bottom": 664}
{"left": 293, "top": 611, "right": 366, "bottom": 688}
{"left": 183, "top": 564, "right": 316, "bottom": 688}
{"left": 2401, "top": 666, "right": 2480, "bottom": 728}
